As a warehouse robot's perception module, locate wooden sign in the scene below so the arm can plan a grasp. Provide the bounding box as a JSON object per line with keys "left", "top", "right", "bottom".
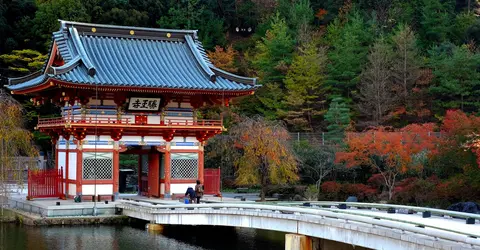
{"left": 128, "top": 97, "right": 161, "bottom": 111}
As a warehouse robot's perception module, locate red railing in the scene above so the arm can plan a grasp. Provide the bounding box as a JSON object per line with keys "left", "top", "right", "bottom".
{"left": 204, "top": 168, "right": 221, "bottom": 195}
{"left": 27, "top": 167, "right": 64, "bottom": 200}
{"left": 37, "top": 117, "right": 222, "bottom": 128}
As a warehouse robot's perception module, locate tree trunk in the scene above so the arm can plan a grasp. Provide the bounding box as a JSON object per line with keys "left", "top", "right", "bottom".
{"left": 260, "top": 170, "right": 268, "bottom": 202}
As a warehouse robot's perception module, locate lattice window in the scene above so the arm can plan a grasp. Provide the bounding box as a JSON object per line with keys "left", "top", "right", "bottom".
{"left": 171, "top": 153, "right": 198, "bottom": 179}
{"left": 141, "top": 154, "right": 149, "bottom": 174}
{"left": 82, "top": 152, "right": 113, "bottom": 180}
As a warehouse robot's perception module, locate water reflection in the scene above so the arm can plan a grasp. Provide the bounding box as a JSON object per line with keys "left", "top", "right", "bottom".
{"left": 0, "top": 223, "right": 285, "bottom": 250}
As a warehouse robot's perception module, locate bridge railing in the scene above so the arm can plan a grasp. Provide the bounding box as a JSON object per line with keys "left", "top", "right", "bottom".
{"left": 278, "top": 201, "right": 480, "bottom": 222}
{"left": 118, "top": 200, "right": 480, "bottom": 247}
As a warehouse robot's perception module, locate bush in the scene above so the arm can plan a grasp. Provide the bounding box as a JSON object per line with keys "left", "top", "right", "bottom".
{"left": 265, "top": 184, "right": 306, "bottom": 200}
{"left": 304, "top": 185, "right": 318, "bottom": 201}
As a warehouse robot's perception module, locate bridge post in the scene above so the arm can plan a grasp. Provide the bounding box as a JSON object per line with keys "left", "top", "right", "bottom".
{"left": 285, "top": 234, "right": 312, "bottom": 250}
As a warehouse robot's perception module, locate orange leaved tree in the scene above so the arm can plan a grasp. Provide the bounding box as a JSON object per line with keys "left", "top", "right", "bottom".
{"left": 230, "top": 116, "right": 298, "bottom": 201}
{"left": 336, "top": 124, "right": 438, "bottom": 200}
{"left": 207, "top": 45, "right": 238, "bottom": 73}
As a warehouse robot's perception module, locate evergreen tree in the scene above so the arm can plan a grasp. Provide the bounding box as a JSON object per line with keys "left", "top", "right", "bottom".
{"left": 283, "top": 43, "right": 328, "bottom": 131}
{"left": 429, "top": 44, "right": 480, "bottom": 113}
{"left": 33, "top": 0, "right": 90, "bottom": 49}
{"left": 0, "top": 49, "right": 46, "bottom": 76}
{"left": 252, "top": 13, "right": 295, "bottom": 119}
{"left": 419, "top": 0, "right": 454, "bottom": 48}
{"left": 326, "top": 11, "right": 372, "bottom": 99}
{"left": 324, "top": 97, "right": 351, "bottom": 144}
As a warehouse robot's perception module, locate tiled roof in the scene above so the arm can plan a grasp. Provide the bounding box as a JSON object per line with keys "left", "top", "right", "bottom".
{"left": 7, "top": 21, "right": 258, "bottom": 92}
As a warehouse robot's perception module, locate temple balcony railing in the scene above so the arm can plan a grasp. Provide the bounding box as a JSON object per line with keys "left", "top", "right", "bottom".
{"left": 36, "top": 117, "right": 223, "bottom": 130}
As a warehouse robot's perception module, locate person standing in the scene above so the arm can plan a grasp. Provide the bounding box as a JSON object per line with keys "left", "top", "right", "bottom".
{"left": 195, "top": 180, "right": 204, "bottom": 204}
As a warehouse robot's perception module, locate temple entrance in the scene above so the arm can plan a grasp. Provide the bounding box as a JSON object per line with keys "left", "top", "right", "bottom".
{"left": 119, "top": 146, "right": 164, "bottom": 197}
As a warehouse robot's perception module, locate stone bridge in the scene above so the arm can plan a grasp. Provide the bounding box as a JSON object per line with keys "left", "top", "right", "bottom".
{"left": 117, "top": 200, "right": 480, "bottom": 250}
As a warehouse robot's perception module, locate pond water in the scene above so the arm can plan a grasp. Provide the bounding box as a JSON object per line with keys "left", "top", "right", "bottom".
{"left": 0, "top": 223, "right": 285, "bottom": 250}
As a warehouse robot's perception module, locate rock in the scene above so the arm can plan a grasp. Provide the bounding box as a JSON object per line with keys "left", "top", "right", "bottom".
{"left": 447, "top": 202, "right": 480, "bottom": 214}
{"left": 346, "top": 196, "right": 358, "bottom": 202}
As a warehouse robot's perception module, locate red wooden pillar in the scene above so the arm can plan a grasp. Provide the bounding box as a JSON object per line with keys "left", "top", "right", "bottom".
{"left": 113, "top": 149, "right": 119, "bottom": 195}
{"left": 164, "top": 150, "right": 171, "bottom": 196}
{"left": 198, "top": 149, "right": 204, "bottom": 184}
{"left": 76, "top": 148, "right": 83, "bottom": 196}
{"left": 65, "top": 141, "right": 69, "bottom": 198}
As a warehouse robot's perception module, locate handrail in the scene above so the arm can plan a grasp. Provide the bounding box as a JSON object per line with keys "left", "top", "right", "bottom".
{"left": 37, "top": 117, "right": 223, "bottom": 127}
{"left": 277, "top": 201, "right": 480, "bottom": 221}
{"left": 118, "top": 200, "right": 480, "bottom": 246}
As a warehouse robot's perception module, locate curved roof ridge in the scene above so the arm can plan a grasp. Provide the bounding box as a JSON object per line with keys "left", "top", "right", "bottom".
{"left": 69, "top": 27, "right": 96, "bottom": 76}
{"left": 47, "top": 55, "right": 81, "bottom": 75}
{"left": 210, "top": 67, "right": 257, "bottom": 85}
{"left": 59, "top": 20, "right": 198, "bottom": 38}
{"left": 184, "top": 35, "right": 216, "bottom": 82}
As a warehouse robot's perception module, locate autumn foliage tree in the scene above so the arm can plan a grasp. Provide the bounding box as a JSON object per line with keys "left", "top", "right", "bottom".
{"left": 230, "top": 116, "right": 298, "bottom": 201}
{"left": 0, "top": 90, "right": 38, "bottom": 215}
{"left": 207, "top": 45, "right": 238, "bottom": 73}
{"left": 335, "top": 123, "right": 438, "bottom": 200}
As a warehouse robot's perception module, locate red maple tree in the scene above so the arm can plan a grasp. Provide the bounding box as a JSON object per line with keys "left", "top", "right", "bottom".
{"left": 336, "top": 123, "right": 438, "bottom": 200}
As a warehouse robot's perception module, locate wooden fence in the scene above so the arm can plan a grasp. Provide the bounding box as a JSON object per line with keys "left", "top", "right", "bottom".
{"left": 27, "top": 167, "right": 64, "bottom": 200}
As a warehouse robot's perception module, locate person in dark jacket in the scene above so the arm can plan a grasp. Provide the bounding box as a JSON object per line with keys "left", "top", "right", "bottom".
{"left": 195, "top": 180, "right": 204, "bottom": 204}
{"left": 185, "top": 186, "right": 196, "bottom": 204}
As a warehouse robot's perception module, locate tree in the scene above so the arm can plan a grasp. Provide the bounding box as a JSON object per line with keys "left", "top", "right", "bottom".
{"left": 324, "top": 97, "right": 351, "bottom": 144}
{"left": 294, "top": 142, "right": 337, "bottom": 200}
{"left": 283, "top": 43, "right": 328, "bottom": 131}
{"left": 419, "top": 0, "right": 454, "bottom": 48}
{"left": 157, "top": 0, "right": 225, "bottom": 50}
{"left": 33, "top": 0, "right": 90, "bottom": 49}
{"left": 336, "top": 123, "right": 438, "bottom": 200}
{"left": 0, "top": 90, "right": 38, "bottom": 216}
{"left": 253, "top": 13, "right": 295, "bottom": 84}
{"left": 0, "top": 49, "right": 46, "bottom": 75}
{"left": 358, "top": 38, "right": 397, "bottom": 125}
{"left": 326, "top": 11, "right": 372, "bottom": 99}
{"left": 429, "top": 44, "right": 480, "bottom": 113}
{"left": 230, "top": 116, "right": 298, "bottom": 201}
{"left": 252, "top": 13, "right": 295, "bottom": 119}
{"left": 207, "top": 45, "right": 238, "bottom": 73}
{"left": 391, "top": 25, "right": 421, "bottom": 110}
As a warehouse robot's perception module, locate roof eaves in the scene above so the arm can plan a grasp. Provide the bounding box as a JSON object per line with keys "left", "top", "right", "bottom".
{"left": 211, "top": 67, "right": 257, "bottom": 86}
{"left": 184, "top": 35, "right": 216, "bottom": 82}
{"left": 8, "top": 71, "right": 44, "bottom": 86}
{"left": 69, "top": 27, "right": 96, "bottom": 76}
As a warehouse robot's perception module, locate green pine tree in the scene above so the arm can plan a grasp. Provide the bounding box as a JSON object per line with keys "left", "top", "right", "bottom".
{"left": 252, "top": 13, "right": 296, "bottom": 120}
{"left": 429, "top": 44, "right": 480, "bottom": 113}
{"left": 283, "top": 43, "right": 329, "bottom": 131}
{"left": 324, "top": 97, "right": 351, "bottom": 145}
{"left": 325, "top": 11, "right": 373, "bottom": 100}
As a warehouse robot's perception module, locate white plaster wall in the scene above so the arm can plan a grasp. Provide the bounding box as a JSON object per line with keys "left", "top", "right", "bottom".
{"left": 58, "top": 144, "right": 78, "bottom": 150}
{"left": 68, "top": 152, "right": 77, "bottom": 180}
{"left": 160, "top": 183, "right": 165, "bottom": 195}
{"left": 58, "top": 152, "right": 66, "bottom": 174}
{"left": 144, "top": 136, "right": 163, "bottom": 142}
{"left": 172, "top": 137, "right": 197, "bottom": 143}
{"left": 121, "top": 135, "right": 142, "bottom": 141}
{"left": 85, "top": 135, "right": 111, "bottom": 141}
{"left": 171, "top": 146, "right": 200, "bottom": 150}
{"left": 82, "top": 184, "right": 113, "bottom": 195}
{"left": 68, "top": 184, "right": 76, "bottom": 196}
{"left": 171, "top": 183, "right": 195, "bottom": 195}
{"left": 82, "top": 145, "right": 114, "bottom": 149}
{"left": 103, "top": 100, "right": 115, "bottom": 106}
{"left": 147, "top": 116, "right": 161, "bottom": 124}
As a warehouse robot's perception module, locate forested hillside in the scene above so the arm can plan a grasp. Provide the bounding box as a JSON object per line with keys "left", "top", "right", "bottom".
{"left": 2, "top": 0, "right": 480, "bottom": 130}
